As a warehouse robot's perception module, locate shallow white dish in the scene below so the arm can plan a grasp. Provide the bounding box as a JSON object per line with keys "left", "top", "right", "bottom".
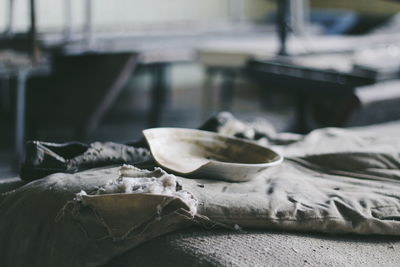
{"left": 143, "top": 128, "right": 283, "bottom": 182}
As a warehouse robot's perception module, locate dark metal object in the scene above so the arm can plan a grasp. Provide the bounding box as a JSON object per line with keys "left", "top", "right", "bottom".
{"left": 0, "top": 65, "right": 50, "bottom": 167}
{"left": 148, "top": 63, "right": 170, "bottom": 127}
{"left": 4, "top": 0, "right": 15, "bottom": 35}
{"left": 84, "top": 54, "right": 138, "bottom": 136}
{"left": 29, "top": 0, "right": 39, "bottom": 63}
{"left": 276, "top": 0, "right": 291, "bottom": 56}
{"left": 246, "top": 59, "right": 376, "bottom": 133}
{"left": 15, "top": 70, "right": 28, "bottom": 164}
{"left": 249, "top": 60, "right": 375, "bottom": 89}
{"left": 1, "top": 0, "right": 48, "bottom": 164}
{"left": 63, "top": 0, "right": 73, "bottom": 42}
{"left": 41, "top": 53, "right": 138, "bottom": 140}
{"left": 220, "top": 70, "right": 237, "bottom": 111}
{"left": 0, "top": 74, "right": 11, "bottom": 112}
{"left": 84, "top": 0, "right": 93, "bottom": 48}
{"left": 201, "top": 67, "right": 240, "bottom": 118}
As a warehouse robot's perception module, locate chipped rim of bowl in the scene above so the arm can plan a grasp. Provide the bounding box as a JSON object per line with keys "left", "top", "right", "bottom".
{"left": 143, "top": 127, "right": 284, "bottom": 175}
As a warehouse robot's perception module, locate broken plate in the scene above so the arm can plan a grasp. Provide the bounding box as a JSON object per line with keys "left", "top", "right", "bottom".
{"left": 143, "top": 128, "right": 283, "bottom": 182}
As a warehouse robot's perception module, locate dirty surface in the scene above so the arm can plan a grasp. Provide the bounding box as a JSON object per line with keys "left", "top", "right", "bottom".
{"left": 106, "top": 229, "right": 400, "bottom": 267}
{"left": 2, "top": 112, "right": 400, "bottom": 266}
{"left": 0, "top": 167, "right": 199, "bottom": 267}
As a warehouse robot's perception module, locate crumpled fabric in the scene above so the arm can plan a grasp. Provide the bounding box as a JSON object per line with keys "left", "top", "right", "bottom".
{"left": 0, "top": 167, "right": 212, "bottom": 267}
{"left": 20, "top": 140, "right": 152, "bottom": 181}
{"left": 2, "top": 112, "right": 400, "bottom": 267}
{"left": 192, "top": 112, "right": 400, "bottom": 235}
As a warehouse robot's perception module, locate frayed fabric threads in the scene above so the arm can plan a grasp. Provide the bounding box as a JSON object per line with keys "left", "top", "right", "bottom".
{"left": 76, "top": 165, "right": 198, "bottom": 214}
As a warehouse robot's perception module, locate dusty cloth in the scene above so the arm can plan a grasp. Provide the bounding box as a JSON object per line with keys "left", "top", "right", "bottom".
{"left": 194, "top": 112, "right": 400, "bottom": 234}
{"left": 0, "top": 167, "right": 207, "bottom": 267}
{"left": 20, "top": 141, "right": 151, "bottom": 181}
{"left": 106, "top": 228, "right": 400, "bottom": 267}
{"left": 1, "top": 112, "right": 400, "bottom": 266}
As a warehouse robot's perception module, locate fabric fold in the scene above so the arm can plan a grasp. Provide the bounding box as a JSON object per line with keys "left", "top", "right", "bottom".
{"left": 2, "top": 112, "right": 400, "bottom": 267}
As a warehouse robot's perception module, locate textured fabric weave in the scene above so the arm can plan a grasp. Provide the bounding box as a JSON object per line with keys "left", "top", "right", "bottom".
{"left": 106, "top": 229, "right": 400, "bottom": 267}
{"left": 2, "top": 113, "right": 400, "bottom": 266}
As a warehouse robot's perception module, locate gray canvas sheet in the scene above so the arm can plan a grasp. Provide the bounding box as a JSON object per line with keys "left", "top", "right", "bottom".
{"left": 106, "top": 228, "right": 400, "bottom": 267}
{"left": 1, "top": 114, "right": 400, "bottom": 266}
{"left": 190, "top": 114, "right": 400, "bottom": 234}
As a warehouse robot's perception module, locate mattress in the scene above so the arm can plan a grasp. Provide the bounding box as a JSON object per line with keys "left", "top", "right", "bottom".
{"left": 112, "top": 117, "right": 400, "bottom": 267}
{"left": 106, "top": 228, "right": 400, "bottom": 267}
{"left": 1, "top": 174, "right": 399, "bottom": 267}
{"left": 2, "top": 115, "right": 400, "bottom": 266}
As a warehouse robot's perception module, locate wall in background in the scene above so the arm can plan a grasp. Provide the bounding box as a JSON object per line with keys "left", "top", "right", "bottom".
{"left": 0, "top": 0, "right": 274, "bottom": 33}
{"left": 2, "top": 0, "right": 400, "bottom": 33}
{"left": 312, "top": 0, "right": 400, "bottom": 14}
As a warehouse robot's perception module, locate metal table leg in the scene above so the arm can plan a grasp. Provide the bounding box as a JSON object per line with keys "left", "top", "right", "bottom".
{"left": 219, "top": 69, "right": 236, "bottom": 111}
{"left": 148, "top": 63, "right": 169, "bottom": 127}
{"left": 201, "top": 68, "right": 215, "bottom": 120}
{"left": 84, "top": 54, "right": 138, "bottom": 136}
{"left": 15, "top": 70, "right": 28, "bottom": 166}
{"left": 294, "top": 91, "right": 308, "bottom": 134}
{"left": 0, "top": 75, "right": 11, "bottom": 112}
{"left": 4, "top": 0, "right": 15, "bottom": 35}
{"left": 277, "top": 0, "right": 291, "bottom": 56}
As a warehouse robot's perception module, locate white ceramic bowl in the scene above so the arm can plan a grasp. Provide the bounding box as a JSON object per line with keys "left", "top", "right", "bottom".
{"left": 143, "top": 128, "right": 283, "bottom": 182}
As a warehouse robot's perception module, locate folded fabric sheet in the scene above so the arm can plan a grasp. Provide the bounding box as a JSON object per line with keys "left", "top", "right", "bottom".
{"left": 20, "top": 141, "right": 151, "bottom": 181}
{"left": 0, "top": 167, "right": 207, "bottom": 267}
{"left": 192, "top": 113, "right": 400, "bottom": 235}
{"left": 105, "top": 228, "right": 400, "bottom": 267}
{"left": 2, "top": 112, "right": 400, "bottom": 266}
